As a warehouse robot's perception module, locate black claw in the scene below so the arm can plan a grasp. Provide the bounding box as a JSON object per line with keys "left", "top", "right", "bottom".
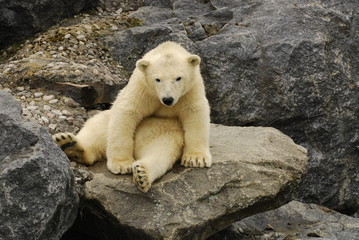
{"left": 68, "top": 135, "right": 73, "bottom": 140}
{"left": 139, "top": 181, "right": 143, "bottom": 185}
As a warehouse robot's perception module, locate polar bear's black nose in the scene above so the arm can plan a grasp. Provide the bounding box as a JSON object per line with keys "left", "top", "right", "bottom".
{"left": 162, "top": 97, "right": 174, "bottom": 106}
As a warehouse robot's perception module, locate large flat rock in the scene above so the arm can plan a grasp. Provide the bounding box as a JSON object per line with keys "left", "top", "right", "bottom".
{"left": 73, "top": 124, "right": 307, "bottom": 240}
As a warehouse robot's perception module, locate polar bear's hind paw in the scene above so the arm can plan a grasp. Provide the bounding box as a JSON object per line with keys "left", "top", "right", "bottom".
{"left": 132, "top": 162, "right": 151, "bottom": 193}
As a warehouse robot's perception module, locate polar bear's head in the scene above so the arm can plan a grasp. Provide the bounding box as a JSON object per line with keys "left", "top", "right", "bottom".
{"left": 136, "top": 53, "right": 201, "bottom": 107}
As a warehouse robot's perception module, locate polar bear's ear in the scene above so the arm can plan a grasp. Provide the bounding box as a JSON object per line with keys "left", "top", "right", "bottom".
{"left": 187, "top": 55, "right": 201, "bottom": 66}
{"left": 136, "top": 59, "right": 150, "bottom": 72}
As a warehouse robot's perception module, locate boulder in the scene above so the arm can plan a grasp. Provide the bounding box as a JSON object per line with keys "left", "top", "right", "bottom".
{"left": 69, "top": 124, "right": 307, "bottom": 240}
{"left": 0, "top": 0, "right": 96, "bottom": 50}
{"left": 102, "top": 0, "right": 359, "bottom": 214}
{"left": 209, "top": 201, "right": 359, "bottom": 240}
{"left": 0, "top": 90, "right": 79, "bottom": 240}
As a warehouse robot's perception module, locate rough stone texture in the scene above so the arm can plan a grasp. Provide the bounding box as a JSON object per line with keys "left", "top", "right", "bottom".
{"left": 102, "top": 0, "right": 359, "bottom": 214}
{"left": 209, "top": 201, "right": 359, "bottom": 240}
{"left": 96, "top": 0, "right": 145, "bottom": 11}
{"left": 0, "top": 12, "right": 138, "bottom": 107}
{"left": 0, "top": 90, "right": 79, "bottom": 240}
{"left": 0, "top": 0, "right": 97, "bottom": 50}
{"left": 69, "top": 124, "right": 307, "bottom": 240}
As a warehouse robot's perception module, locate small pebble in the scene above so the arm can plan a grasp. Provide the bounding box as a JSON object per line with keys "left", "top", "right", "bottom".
{"left": 62, "top": 97, "right": 78, "bottom": 107}
{"left": 70, "top": 161, "right": 78, "bottom": 167}
{"left": 51, "top": 109, "right": 63, "bottom": 116}
{"left": 41, "top": 116, "right": 49, "bottom": 124}
{"left": 61, "top": 110, "right": 71, "bottom": 116}
{"left": 49, "top": 124, "right": 57, "bottom": 130}
{"left": 49, "top": 99, "right": 59, "bottom": 104}
{"left": 3, "top": 88, "right": 12, "bottom": 93}
{"left": 43, "top": 95, "right": 55, "bottom": 102}
{"left": 92, "top": 68, "right": 99, "bottom": 75}
{"left": 66, "top": 117, "right": 74, "bottom": 123}
{"left": 17, "top": 86, "right": 25, "bottom": 91}
{"left": 3, "top": 68, "right": 11, "bottom": 74}
{"left": 110, "top": 26, "right": 118, "bottom": 31}
{"left": 43, "top": 105, "right": 51, "bottom": 111}
{"left": 47, "top": 112, "right": 56, "bottom": 119}
{"left": 76, "top": 34, "right": 86, "bottom": 41}
{"left": 27, "top": 106, "right": 38, "bottom": 111}
{"left": 34, "top": 92, "right": 43, "bottom": 98}
{"left": 22, "top": 109, "right": 32, "bottom": 118}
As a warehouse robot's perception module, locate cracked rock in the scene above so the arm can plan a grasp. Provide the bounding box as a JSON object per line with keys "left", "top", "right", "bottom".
{"left": 70, "top": 124, "right": 307, "bottom": 240}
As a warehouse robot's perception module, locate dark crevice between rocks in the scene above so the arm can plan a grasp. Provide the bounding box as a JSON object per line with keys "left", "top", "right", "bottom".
{"left": 61, "top": 197, "right": 155, "bottom": 240}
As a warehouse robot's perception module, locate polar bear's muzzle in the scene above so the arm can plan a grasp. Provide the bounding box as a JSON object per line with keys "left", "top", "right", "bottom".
{"left": 162, "top": 97, "right": 174, "bottom": 106}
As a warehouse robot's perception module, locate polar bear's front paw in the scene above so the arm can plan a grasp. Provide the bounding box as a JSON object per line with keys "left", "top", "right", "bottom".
{"left": 52, "top": 132, "right": 85, "bottom": 163}
{"left": 181, "top": 151, "right": 212, "bottom": 168}
{"left": 107, "top": 159, "right": 133, "bottom": 174}
{"left": 132, "top": 162, "right": 151, "bottom": 193}
{"left": 53, "top": 132, "right": 77, "bottom": 149}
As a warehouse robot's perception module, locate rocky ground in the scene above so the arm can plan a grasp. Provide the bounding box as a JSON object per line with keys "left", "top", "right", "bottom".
{"left": 1, "top": 1, "right": 359, "bottom": 239}
{"left": 0, "top": 8, "right": 140, "bottom": 135}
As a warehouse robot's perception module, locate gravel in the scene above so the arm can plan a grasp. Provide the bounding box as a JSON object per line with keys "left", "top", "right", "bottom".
{"left": 0, "top": 84, "right": 87, "bottom": 135}
{"left": 0, "top": 8, "right": 139, "bottom": 135}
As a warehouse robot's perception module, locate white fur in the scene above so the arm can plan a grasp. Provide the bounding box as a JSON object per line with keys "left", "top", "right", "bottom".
{"left": 54, "top": 41, "right": 212, "bottom": 192}
{"left": 106, "top": 41, "right": 211, "bottom": 174}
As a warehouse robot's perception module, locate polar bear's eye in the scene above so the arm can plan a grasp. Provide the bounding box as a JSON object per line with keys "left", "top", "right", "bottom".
{"left": 155, "top": 78, "right": 161, "bottom": 82}
{"left": 176, "top": 77, "right": 182, "bottom": 81}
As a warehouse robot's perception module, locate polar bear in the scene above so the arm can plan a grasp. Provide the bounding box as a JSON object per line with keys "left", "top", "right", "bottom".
{"left": 53, "top": 41, "right": 212, "bottom": 192}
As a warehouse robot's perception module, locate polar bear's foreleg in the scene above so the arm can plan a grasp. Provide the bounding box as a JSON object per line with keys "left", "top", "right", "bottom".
{"left": 53, "top": 111, "right": 109, "bottom": 165}
{"left": 180, "top": 108, "right": 212, "bottom": 168}
{"left": 132, "top": 118, "right": 183, "bottom": 192}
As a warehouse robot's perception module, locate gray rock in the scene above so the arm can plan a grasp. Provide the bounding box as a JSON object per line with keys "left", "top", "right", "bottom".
{"left": 105, "top": 0, "right": 359, "bottom": 214}
{"left": 209, "top": 201, "right": 359, "bottom": 240}
{"left": 0, "top": 0, "right": 95, "bottom": 50}
{"left": 71, "top": 125, "right": 307, "bottom": 240}
{"left": 0, "top": 90, "right": 79, "bottom": 240}
{"left": 102, "top": 25, "right": 198, "bottom": 71}
{"left": 96, "top": 0, "right": 154, "bottom": 11}
{"left": 129, "top": 6, "right": 176, "bottom": 25}
{"left": 173, "top": 0, "right": 215, "bottom": 20}
{"left": 0, "top": 90, "right": 22, "bottom": 122}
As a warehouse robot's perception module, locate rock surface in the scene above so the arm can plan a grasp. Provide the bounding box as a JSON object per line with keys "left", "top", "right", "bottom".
{"left": 209, "top": 201, "right": 359, "bottom": 240}
{"left": 0, "top": 90, "right": 79, "bottom": 240}
{"left": 69, "top": 124, "right": 307, "bottom": 240}
{"left": 101, "top": 0, "right": 359, "bottom": 214}
{"left": 0, "top": 11, "right": 138, "bottom": 107}
{"left": 0, "top": 0, "right": 97, "bottom": 50}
